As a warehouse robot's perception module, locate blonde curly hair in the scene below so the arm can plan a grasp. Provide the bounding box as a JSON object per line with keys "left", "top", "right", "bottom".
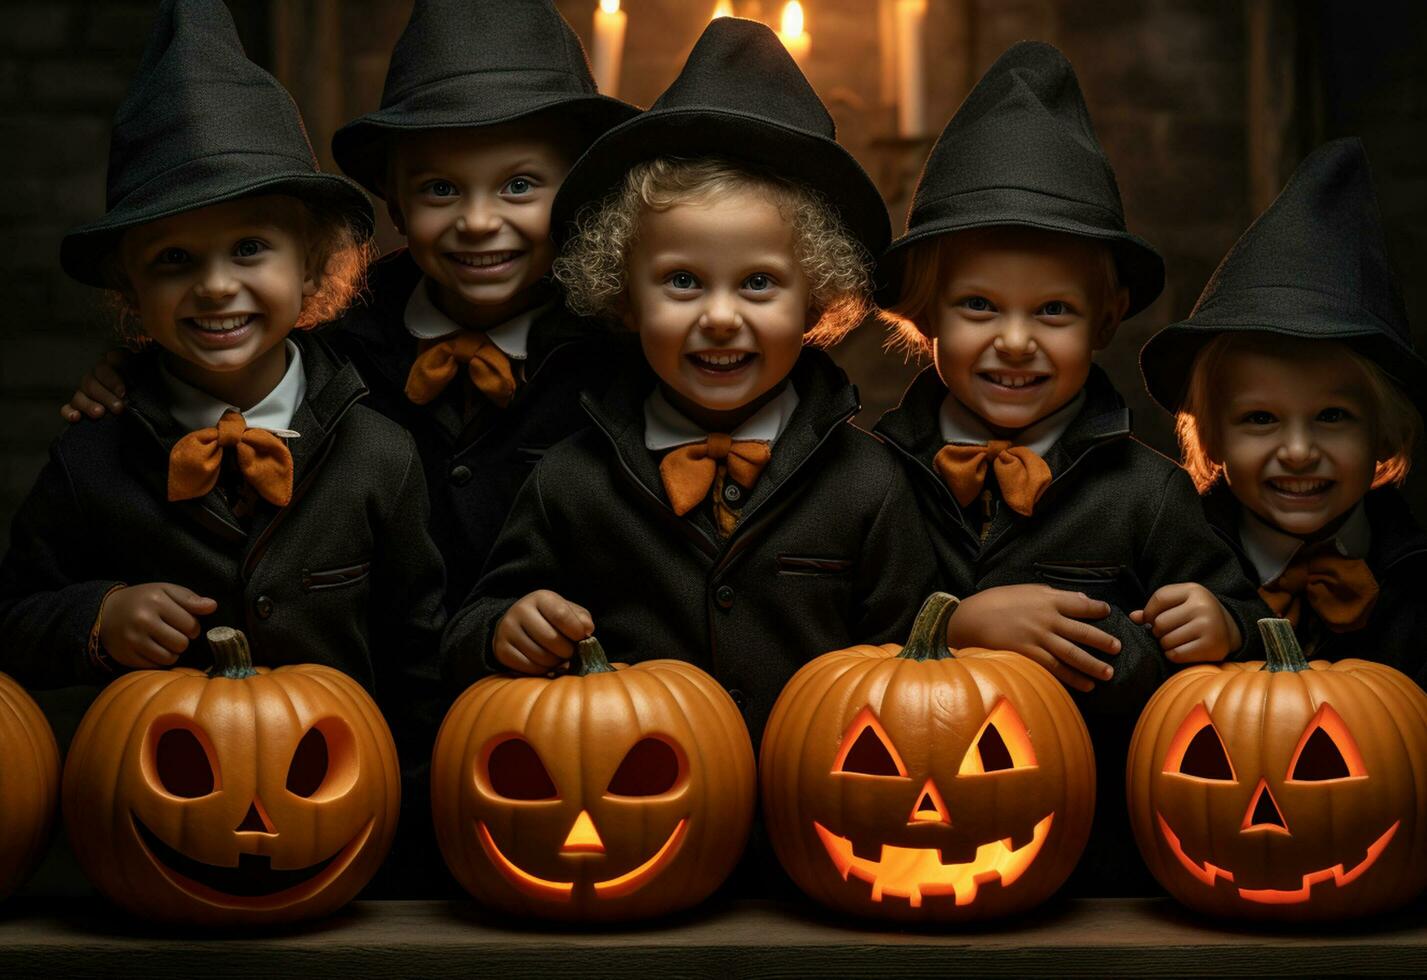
{"left": 554, "top": 157, "right": 871, "bottom": 347}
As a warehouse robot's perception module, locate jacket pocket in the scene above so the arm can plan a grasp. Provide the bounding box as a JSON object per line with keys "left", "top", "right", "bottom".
{"left": 302, "top": 560, "right": 372, "bottom": 592}
{"left": 514, "top": 444, "right": 551, "bottom": 465}
{"left": 1033, "top": 561, "right": 1146, "bottom": 610}
{"left": 776, "top": 555, "right": 856, "bottom": 577}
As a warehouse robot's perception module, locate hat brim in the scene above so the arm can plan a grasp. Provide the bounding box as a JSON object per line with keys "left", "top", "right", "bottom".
{"left": 875, "top": 189, "right": 1165, "bottom": 318}
{"left": 551, "top": 108, "right": 892, "bottom": 258}
{"left": 62, "top": 162, "right": 374, "bottom": 287}
{"left": 332, "top": 92, "right": 639, "bottom": 199}
{"left": 1140, "top": 319, "right": 1427, "bottom": 417}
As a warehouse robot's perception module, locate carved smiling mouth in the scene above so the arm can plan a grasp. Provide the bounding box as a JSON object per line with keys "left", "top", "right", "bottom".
{"left": 814, "top": 813, "right": 1053, "bottom": 908}
{"left": 1156, "top": 812, "right": 1399, "bottom": 904}
{"left": 476, "top": 819, "right": 687, "bottom": 902}
{"left": 132, "top": 814, "right": 372, "bottom": 905}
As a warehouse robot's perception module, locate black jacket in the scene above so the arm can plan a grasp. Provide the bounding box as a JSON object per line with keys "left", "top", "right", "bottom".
{"left": 1205, "top": 485, "right": 1427, "bottom": 686}
{"left": 329, "top": 249, "right": 627, "bottom": 612}
{"left": 443, "top": 348, "right": 942, "bottom": 747}
{"left": 875, "top": 364, "right": 1271, "bottom": 896}
{"left": 0, "top": 333, "right": 445, "bottom": 702}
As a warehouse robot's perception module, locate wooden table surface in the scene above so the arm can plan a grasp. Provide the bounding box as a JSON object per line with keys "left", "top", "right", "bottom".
{"left": 2, "top": 897, "right": 1427, "bottom": 977}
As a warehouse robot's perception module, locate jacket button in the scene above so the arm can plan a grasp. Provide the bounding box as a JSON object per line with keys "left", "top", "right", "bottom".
{"left": 449, "top": 464, "right": 472, "bottom": 486}
{"left": 728, "top": 688, "right": 747, "bottom": 710}
{"left": 254, "top": 595, "right": 274, "bottom": 619}
{"left": 715, "top": 585, "right": 735, "bottom": 609}
{"left": 721, "top": 482, "right": 743, "bottom": 505}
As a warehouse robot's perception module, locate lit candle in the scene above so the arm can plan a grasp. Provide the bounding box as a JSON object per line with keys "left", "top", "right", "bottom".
{"left": 895, "top": 0, "right": 926, "bottom": 137}
{"left": 778, "top": 1, "right": 810, "bottom": 64}
{"left": 712, "top": 0, "right": 734, "bottom": 17}
{"left": 591, "top": 0, "right": 627, "bottom": 97}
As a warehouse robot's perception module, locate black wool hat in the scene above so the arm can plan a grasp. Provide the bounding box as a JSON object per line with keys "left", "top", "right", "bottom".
{"left": 876, "top": 41, "right": 1164, "bottom": 317}
{"left": 551, "top": 16, "right": 890, "bottom": 258}
{"left": 1140, "top": 138, "right": 1425, "bottom": 415}
{"left": 60, "top": 0, "right": 374, "bottom": 287}
{"left": 331, "top": 0, "right": 638, "bottom": 198}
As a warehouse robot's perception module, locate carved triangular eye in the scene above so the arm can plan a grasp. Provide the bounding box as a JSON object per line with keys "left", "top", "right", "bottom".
{"left": 959, "top": 699, "right": 1037, "bottom": 775}
{"left": 1163, "top": 704, "right": 1236, "bottom": 781}
{"left": 833, "top": 708, "right": 907, "bottom": 777}
{"left": 1288, "top": 705, "right": 1365, "bottom": 781}
{"left": 607, "top": 738, "right": 683, "bottom": 797}
{"left": 485, "top": 737, "right": 558, "bottom": 800}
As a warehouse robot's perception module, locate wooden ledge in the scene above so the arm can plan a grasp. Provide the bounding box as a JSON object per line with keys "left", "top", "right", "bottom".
{"left": 2, "top": 897, "right": 1427, "bottom": 976}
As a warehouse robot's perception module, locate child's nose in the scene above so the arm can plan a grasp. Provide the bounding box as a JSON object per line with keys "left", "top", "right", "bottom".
{"left": 992, "top": 316, "right": 1037, "bottom": 358}
{"left": 454, "top": 196, "right": 502, "bottom": 236}
{"left": 1277, "top": 423, "right": 1320, "bottom": 467}
{"left": 194, "top": 259, "right": 239, "bottom": 300}
{"left": 697, "top": 295, "right": 744, "bottom": 341}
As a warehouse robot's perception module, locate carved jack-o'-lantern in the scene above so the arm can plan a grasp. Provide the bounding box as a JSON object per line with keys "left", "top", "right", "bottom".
{"left": 761, "top": 594, "right": 1095, "bottom": 921}
{"left": 1128, "top": 618, "right": 1427, "bottom": 920}
{"left": 432, "top": 637, "right": 755, "bottom": 921}
{"left": 62, "top": 628, "right": 399, "bottom": 925}
{"left": 0, "top": 673, "right": 60, "bottom": 899}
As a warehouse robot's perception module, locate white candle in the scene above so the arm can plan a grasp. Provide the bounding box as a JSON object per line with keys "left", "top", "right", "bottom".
{"left": 778, "top": 1, "right": 810, "bottom": 65}
{"left": 591, "top": 0, "right": 627, "bottom": 97}
{"left": 895, "top": 0, "right": 926, "bottom": 137}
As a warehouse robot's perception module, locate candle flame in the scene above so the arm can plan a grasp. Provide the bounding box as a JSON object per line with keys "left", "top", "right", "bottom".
{"left": 781, "top": 1, "right": 805, "bottom": 38}
{"left": 600, "top": 0, "right": 620, "bottom": 14}
{"left": 712, "top": 0, "right": 734, "bottom": 17}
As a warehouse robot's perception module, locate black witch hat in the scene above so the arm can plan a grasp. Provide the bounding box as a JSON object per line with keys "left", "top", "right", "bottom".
{"left": 60, "top": 0, "right": 373, "bottom": 287}
{"left": 551, "top": 16, "right": 890, "bottom": 258}
{"left": 331, "top": 0, "right": 638, "bottom": 198}
{"left": 877, "top": 41, "right": 1164, "bottom": 317}
{"left": 1140, "top": 138, "right": 1424, "bottom": 414}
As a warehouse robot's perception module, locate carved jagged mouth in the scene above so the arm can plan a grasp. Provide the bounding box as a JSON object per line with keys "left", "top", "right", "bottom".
{"left": 814, "top": 813, "right": 1054, "bottom": 908}
{"left": 475, "top": 819, "right": 687, "bottom": 902}
{"left": 133, "top": 814, "right": 372, "bottom": 905}
{"left": 1156, "top": 812, "right": 1399, "bottom": 904}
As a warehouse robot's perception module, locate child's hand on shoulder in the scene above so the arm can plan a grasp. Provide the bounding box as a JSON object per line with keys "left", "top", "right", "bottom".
{"left": 946, "top": 585, "right": 1119, "bottom": 693}
{"left": 61, "top": 349, "right": 130, "bottom": 422}
{"left": 99, "top": 583, "right": 218, "bottom": 669}
{"left": 494, "top": 590, "right": 595, "bottom": 675}
{"left": 1132, "top": 583, "right": 1241, "bottom": 664}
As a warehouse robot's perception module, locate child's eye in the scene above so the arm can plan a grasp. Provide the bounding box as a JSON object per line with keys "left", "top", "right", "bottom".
{"left": 422, "top": 179, "right": 458, "bottom": 198}
{"left": 154, "top": 247, "right": 190, "bottom": 266}
{"left": 503, "top": 176, "right": 535, "bottom": 196}
{"left": 743, "top": 273, "right": 773, "bottom": 292}
{"left": 1039, "top": 300, "right": 1072, "bottom": 317}
{"left": 959, "top": 295, "right": 995, "bottom": 314}
{"left": 1240, "top": 410, "right": 1276, "bottom": 425}
{"left": 1317, "top": 407, "right": 1351, "bottom": 423}
{"left": 233, "top": 239, "right": 267, "bottom": 259}
{"left": 667, "top": 271, "right": 699, "bottom": 291}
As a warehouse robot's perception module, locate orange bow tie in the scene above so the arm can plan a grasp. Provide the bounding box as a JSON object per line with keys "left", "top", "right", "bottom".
{"left": 1259, "top": 543, "right": 1379, "bottom": 633}
{"left": 405, "top": 330, "right": 516, "bottom": 407}
{"left": 168, "top": 409, "right": 293, "bottom": 508}
{"left": 933, "top": 440, "right": 1052, "bottom": 517}
{"left": 660, "top": 434, "right": 772, "bottom": 536}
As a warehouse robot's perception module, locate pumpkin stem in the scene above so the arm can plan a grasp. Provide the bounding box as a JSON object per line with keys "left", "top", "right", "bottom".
{"left": 206, "top": 627, "right": 259, "bottom": 679}
{"left": 897, "top": 592, "right": 961, "bottom": 662}
{"left": 571, "top": 636, "right": 616, "bottom": 676}
{"left": 1258, "top": 618, "right": 1309, "bottom": 673}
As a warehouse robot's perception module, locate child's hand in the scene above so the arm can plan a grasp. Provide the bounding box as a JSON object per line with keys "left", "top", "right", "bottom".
{"left": 493, "top": 590, "right": 595, "bottom": 675}
{"left": 61, "top": 349, "right": 130, "bottom": 422}
{"left": 99, "top": 583, "right": 218, "bottom": 669}
{"left": 945, "top": 584, "right": 1120, "bottom": 693}
{"left": 1132, "top": 583, "right": 1242, "bottom": 664}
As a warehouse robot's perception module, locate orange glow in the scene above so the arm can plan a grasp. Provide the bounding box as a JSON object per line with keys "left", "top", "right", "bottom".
{"left": 476, "top": 818, "right": 688, "bottom": 902}
{"left": 958, "top": 698, "right": 1038, "bottom": 775}
{"left": 832, "top": 707, "right": 908, "bottom": 777}
{"left": 477, "top": 822, "right": 574, "bottom": 902}
{"left": 599, "top": 0, "right": 621, "bottom": 14}
{"left": 1162, "top": 703, "right": 1237, "bottom": 781}
{"left": 813, "top": 814, "right": 1053, "bottom": 907}
{"left": 1239, "top": 778, "right": 1290, "bottom": 835}
{"left": 781, "top": 1, "right": 805, "bottom": 37}
{"left": 1157, "top": 811, "right": 1234, "bottom": 888}
{"left": 561, "top": 810, "right": 605, "bottom": 854}
{"left": 593, "top": 819, "right": 688, "bottom": 898}
{"left": 907, "top": 778, "right": 951, "bottom": 826}
{"left": 1287, "top": 704, "right": 1367, "bottom": 781}
{"left": 711, "top": 0, "right": 734, "bottom": 17}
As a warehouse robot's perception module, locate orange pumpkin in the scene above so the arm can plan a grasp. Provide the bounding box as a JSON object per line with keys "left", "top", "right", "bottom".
{"left": 62, "top": 627, "right": 399, "bottom": 925}
{"left": 432, "top": 636, "right": 755, "bottom": 921}
{"left": 0, "top": 673, "right": 60, "bottom": 899}
{"left": 1128, "top": 618, "right": 1427, "bottom": 920}
{"left": 761, "top": 593, "right": 1095, "bottom": 921}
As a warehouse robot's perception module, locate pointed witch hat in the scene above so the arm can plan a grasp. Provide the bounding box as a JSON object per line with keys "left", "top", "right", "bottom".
{"left": 550, "top": 16, "right": 890, "bottom": 258}
{"left": 60, "top": 0, "right": 373, "bottom": 287}
{"left": 331, "top": 0, "right": 638, "bottom": 198}
{"left": 1140, "top": 138, "right": 1425, "bottom": 415}
{"left": 876, "top": 41, "right": 1164, "bottom": 317}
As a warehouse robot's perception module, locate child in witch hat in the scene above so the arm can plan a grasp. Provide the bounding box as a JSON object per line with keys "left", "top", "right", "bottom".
{"left": 443, "top": 16, "right": 939, "bottom": 755}
{"left": 1141, "top": 138, "right": 1427, "bottom": 685}
{"left": 0, "top": 0, "right": 444, "bottom": 722}
{"left": 874, "top": 41, "right": 1267, "bottom": 895}
{"left": 62, "top": 0, "right": 639, "bottom": 618}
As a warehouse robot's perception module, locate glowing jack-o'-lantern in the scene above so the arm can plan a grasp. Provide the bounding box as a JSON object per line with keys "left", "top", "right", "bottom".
{"left": 761, "top": 593, "right": 1095, "bottom": 921}
{"left": 62, "top": 628, "right": 399, "bottom": 925}
{"left": 1128, "top": 618, "right": 1427, "bottom": 920}
{"left": 0, "top": 673, "right": 60, "bottom": 899}
{"left": 432, "top": 637, "right": 755, "bottom": 921}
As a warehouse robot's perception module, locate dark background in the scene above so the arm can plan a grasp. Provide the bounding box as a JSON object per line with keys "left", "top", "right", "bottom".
{"left": 0, "top": 0, "right": 1424, "bottom": 898}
